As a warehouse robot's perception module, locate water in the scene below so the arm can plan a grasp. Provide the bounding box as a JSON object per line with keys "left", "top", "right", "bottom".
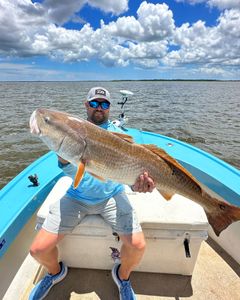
{"left": 0, "top": 81, "right": 239, "bottom": 189}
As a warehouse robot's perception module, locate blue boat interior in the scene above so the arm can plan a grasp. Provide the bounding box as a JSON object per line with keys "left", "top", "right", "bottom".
{"left": 0, "top": 128, "right": 240, "bottom": 259}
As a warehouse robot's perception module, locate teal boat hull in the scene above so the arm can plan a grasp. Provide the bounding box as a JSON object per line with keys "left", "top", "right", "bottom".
{"left": 0, "top": 128, "right": 240, "bottom": 259}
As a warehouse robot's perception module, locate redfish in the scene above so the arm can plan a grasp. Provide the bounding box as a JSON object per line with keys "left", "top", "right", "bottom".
{"left": 30, "top": 108, "right": 240, "bottom": 236}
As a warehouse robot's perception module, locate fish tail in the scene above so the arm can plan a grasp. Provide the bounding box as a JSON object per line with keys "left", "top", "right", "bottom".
{"left": 204, "top": 194, "right": 240, "bottom": 236}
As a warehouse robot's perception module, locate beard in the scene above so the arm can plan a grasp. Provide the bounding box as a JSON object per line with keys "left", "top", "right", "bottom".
{"left": 90, "top": 111, "right": 107, "bottom": 125}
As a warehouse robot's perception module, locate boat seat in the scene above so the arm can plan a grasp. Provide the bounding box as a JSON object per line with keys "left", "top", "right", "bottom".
{"left": 37, "top": 176, "right": 208, "bottom": 275}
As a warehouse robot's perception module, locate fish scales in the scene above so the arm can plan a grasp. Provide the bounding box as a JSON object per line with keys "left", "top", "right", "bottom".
{"left": 29, "top": 108, "right": 240, "bottom": 236}
{"left": 78, "top": 122, "right": 213, "bottom": 205}
{"left": 84, "top": 122, "right": 170, "bottom": 186}
{"left": 83, "top": 122, "right": 142, "bottom": 180}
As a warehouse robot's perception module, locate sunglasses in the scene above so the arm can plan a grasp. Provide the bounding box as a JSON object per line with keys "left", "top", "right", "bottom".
{"left": 89, "top": 100, "right": 110, "bottom": 110}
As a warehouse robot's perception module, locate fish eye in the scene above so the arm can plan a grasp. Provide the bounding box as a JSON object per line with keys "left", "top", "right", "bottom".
{"left": 44, "top": 116, "right": 50, "bottom": 123}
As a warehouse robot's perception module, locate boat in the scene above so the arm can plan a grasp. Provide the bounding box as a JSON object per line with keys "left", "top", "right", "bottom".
{"left": 0, "top": 91, "right": 240, "bottom": 299}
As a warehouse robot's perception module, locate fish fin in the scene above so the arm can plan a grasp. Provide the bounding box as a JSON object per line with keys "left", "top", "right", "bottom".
{"left": 142, "top": 144, "right": 200, "bottom": 186}
{"left": 203, "top": 193, "right": 240, "bottom": 236}
{"left": 73, "top": 162, "right": 85, "bottom": 189}
{"left": 88, "top": 171, "right": 106, "bottom": 182}
{"left": 111, "top": 132, "right": 134, "bottom": 143}
{"left": 158, "top": 189, "right": 174, "bottom": 201}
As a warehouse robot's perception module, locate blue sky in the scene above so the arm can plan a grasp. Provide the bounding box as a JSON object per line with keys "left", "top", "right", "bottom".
{"left": 0, "top": 0, "right": 239, "bottom": 81}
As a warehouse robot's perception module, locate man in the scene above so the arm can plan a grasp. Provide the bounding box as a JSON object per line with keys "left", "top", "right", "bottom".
{"left": 29, "top": 87, "right": 155, "bottom": 300}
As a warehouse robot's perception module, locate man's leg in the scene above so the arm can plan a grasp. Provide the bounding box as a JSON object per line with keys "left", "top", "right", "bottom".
{"left": 28, "top": 195, "right": 85, "bottom": 299}
{"left": 30, "top": 228, "right": 65, "bottom": 275}
{"left": 118, "top": 231, "right": 146, "bottom": 280}
{"left": 101, "top": 192, "right": 145, "bottom": 279}
{"left": 30, "top": 194, "right": 87, "bottom": 274}
{"left": 28, "top": 230, "right": 68, "bottom": 299}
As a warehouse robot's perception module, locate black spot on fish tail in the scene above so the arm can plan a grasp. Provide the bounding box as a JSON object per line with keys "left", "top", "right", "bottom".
{"left": 219, "top": 204, "right": 226, "bottom": 211}
{"left": 206, "top": 198, "right": 240, "bottom": 236}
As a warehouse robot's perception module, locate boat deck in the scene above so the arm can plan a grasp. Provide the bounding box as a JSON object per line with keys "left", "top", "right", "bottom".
{"left": 20, "top": 237, "right": 240, "bottom": 300}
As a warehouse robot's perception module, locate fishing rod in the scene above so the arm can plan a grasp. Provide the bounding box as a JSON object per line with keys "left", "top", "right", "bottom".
{"left": 112, "top": 90, "right": 134, "bottom": 128}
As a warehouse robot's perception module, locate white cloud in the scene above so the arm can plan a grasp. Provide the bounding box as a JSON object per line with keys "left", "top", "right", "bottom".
{"left": 137, "top": 1, "right": 175, "bottom": 40}
{"left": 0, "top": 0, "right": 239, "bottom": 79}
{"left": 195, "top": 65, "right": 239, "bottom": 80}
{"left": 217, "top": 8, "right": 240, "bottom": 38}
{"left": 0, "top": 1, "right": 172, "bottom": 67}
{"left": 208, "top": 0, "right": 240, "bottom": 9}
{"left": 199, "top": 66, "right": 226, "bottom": 75}
{"left": 106, "top": 2, "right": 175, "bottom": 41}
{"left": 88, "top": 0, "right": 128, "bottom": 15}
{"left": 128, "top": 41, "right": 168, "bottom": 59}
{"left": 175, "top": 0, "right": 240, "bottom": 10}
{"left": 174, "top": 0, "right": 206, "bottom": 5}
{"left": 169, "top": 9, "right": 240, "bottom": 68}
{"left": 133, "top": 58, "right": 160, "bottom": 69}
{"left": 42, "top": 0, "right": 86, "bottom": 25}
{"left": 42, "top": 0, "right": 128, "bottom": 25}
{"left": 104, "top": 16, "right": 144, "bottom": 40}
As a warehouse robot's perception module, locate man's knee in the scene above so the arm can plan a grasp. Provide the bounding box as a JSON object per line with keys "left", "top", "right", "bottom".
{"left": 131, "top": 238, "right": 146, "bottom": 251}
{"left": 29, "top": 229, "right": 63, "bottom": 258}
{"left": 121, "top": 232, "right": 146, "bottom": 251}
{"left": 29, "top": 241, "right": 53, "bottom": 257}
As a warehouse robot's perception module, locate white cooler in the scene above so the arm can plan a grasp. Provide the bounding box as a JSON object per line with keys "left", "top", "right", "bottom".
{"left": 37, "top": 176, "right": 209, "bottom": 275}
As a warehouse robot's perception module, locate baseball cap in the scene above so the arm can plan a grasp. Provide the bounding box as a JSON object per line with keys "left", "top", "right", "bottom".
{"left": 86, "top": 87, "right": 111, "bottom": 103}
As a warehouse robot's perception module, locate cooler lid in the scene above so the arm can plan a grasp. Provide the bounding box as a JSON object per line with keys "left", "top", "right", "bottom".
{"left": 37, "top": 177, "right": 209, "bottom": 233}
{"left": 126, "top": 188, "right": 209, "bottom": 231}
{"left": 37, "top": 176, "right": 73, "bottom": 220}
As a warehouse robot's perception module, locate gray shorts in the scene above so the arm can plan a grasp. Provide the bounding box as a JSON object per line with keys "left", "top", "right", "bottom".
{"left": 42, "top": 191, "right": 142, "bottom": 236}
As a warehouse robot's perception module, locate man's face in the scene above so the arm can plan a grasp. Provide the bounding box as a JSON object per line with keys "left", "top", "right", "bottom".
{"left": 85, "top": 99, "right": 110, "bottom": 125}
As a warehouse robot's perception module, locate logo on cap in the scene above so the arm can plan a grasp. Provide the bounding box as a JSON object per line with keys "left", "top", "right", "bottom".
{"left": 95, "top": 89, "right": 106, "bottom": 96}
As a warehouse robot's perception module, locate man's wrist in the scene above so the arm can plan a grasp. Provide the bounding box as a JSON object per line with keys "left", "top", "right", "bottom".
{"left": 58, "top": 160, "right": 70, "bottom": 168}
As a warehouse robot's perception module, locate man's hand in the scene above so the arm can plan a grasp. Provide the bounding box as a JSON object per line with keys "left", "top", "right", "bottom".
{"left": 131, "top": 171, "right": 155, "bottom": 193}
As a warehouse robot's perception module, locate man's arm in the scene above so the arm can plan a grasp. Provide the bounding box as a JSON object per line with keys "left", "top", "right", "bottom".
{"left": 57, "top": 156, "right": 78, "bottom": 179}
{"left": 58, "top": 155, "right": 154, "bottom": 192}
{"left": 131, "top": 171, "right": 155, "bottom": 193}
{"left": 58, "top": 155, "right": 69, "bottom": 166}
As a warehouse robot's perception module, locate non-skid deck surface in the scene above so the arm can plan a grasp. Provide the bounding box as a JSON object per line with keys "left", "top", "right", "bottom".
{"left": 26, "top": 238, "right": 240, "bottom": 300}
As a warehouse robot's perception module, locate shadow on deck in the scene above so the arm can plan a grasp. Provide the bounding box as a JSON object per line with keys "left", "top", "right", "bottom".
{"left": 206, "top": 237, "right": 240, "bottom": 277}
{"left": 43, "top": 238, "right": 240, "bottom": 300}
{"left": 46, "top": 268, "right": 192, "bottom": 300}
